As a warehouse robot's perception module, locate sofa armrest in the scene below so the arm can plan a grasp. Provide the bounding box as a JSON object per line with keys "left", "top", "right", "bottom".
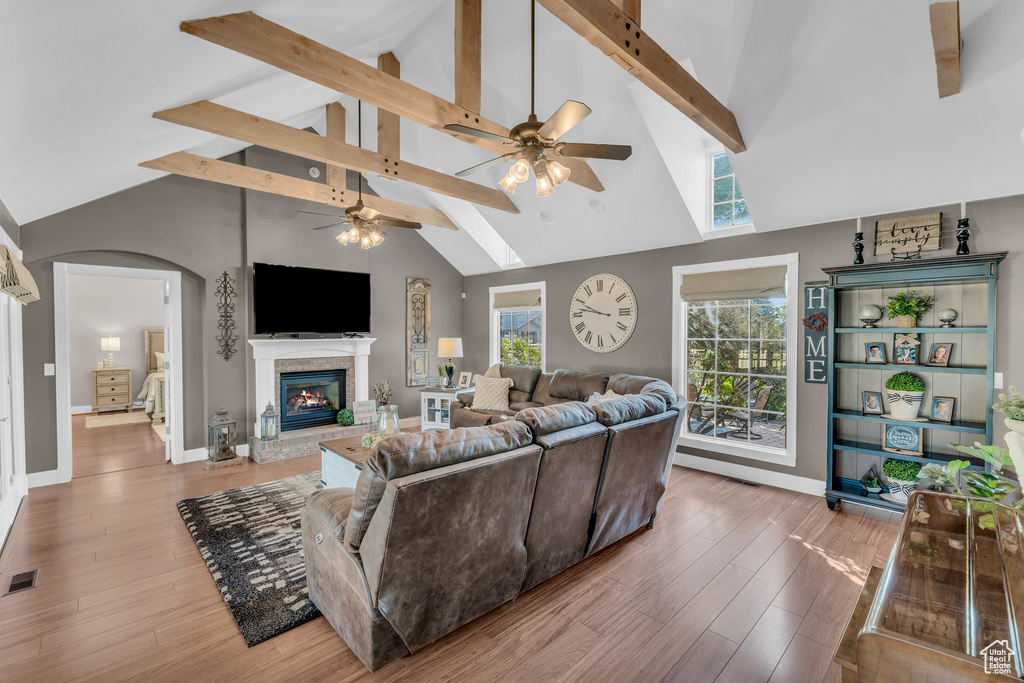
{"left": 456, "top": 390, "right": 475, "bottom": 406}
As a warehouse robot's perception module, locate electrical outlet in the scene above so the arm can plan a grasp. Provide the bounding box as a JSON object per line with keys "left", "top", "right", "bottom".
{"left": 995, "top": 372, "right": 1004, "bottom": 390}
{"left": 43, "top": 363, "right": 55, "bottom": 376}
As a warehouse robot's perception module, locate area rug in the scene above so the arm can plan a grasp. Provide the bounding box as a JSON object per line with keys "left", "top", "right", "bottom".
{"left": 177, "top": 471, "right": 323, "bottom": 646}
{"left": 84, "top": 412, "right": 152, "bottom": 428}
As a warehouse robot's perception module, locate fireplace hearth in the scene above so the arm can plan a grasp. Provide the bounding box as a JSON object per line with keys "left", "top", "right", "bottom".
{"left": 280, "top": 369, "right": 346, "bottom": 431}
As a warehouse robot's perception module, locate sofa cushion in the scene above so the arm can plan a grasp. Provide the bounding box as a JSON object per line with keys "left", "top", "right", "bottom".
{"left": 500, "top": 364, "right": 543, "bottom": 394}
{"left": 509, "top": 401, "right": 543, "bottom": 411}
{"left": 549, "top": 370, "right": 611, "bottom": 401}
{"left": 607, "top": 374, "right": 678, "bottom": 407}
{"left": 594, "top": 394, "right": 667, "bottom": 426}
{"left": 516, "top": 401, "right": 597, "bottom": 436}
{"left": 509, "top": 389, "right": 533, "bottom": 404}
{"left": 344, "top": 421, "right": 534, "bottom": 551}
{"left": 473, "top": 376, "right": 514, "bottom": 411}
{"left": 306, "top": 487, "right": 354, "bottom": 541}
{"left": 531, "top": 373, "right": 556, "bottom": 405}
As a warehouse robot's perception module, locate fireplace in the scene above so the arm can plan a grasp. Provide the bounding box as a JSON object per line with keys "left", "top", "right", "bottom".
{"left": 279, "top": 369, "right": 346, "bottom": 431}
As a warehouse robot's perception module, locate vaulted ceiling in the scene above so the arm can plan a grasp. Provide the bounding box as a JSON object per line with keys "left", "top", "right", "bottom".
{"left": 3, "top": 0, "right": 1023, "bottom": 275}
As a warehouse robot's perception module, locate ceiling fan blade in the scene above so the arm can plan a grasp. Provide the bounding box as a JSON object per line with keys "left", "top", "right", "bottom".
{"left": 554, "top": 142, "right": 632, "bottom": 161}
{"left": 538, "top": 100, "right": 592, "bottom": 141}
{"left": 376, "top": 218, "right": 423, "bottom": 230}
{"left": 298, "top": 209, "right": 345, "bottom": 219}
{"left": 356, "top": 206, "right": 379, "bottom": 220}
{"left": 443, "top": 123, "right": 514, "bottom": 144}
{"left": 455, "top": 151, "right": 520, "bottom": 177}
{"left": 313, "top": 221, "right": 349, "bottom": 231}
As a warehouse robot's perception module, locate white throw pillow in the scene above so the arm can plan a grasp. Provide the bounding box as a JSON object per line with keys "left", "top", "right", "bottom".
{"left": 588, "top": 389, "right": 626, "bottom": 405}
{"left": 604, "top": 389, "right": 624, "bottom": 399}
{"left": 154, "top": 352, "right": 165, "bottom": 370}
{"left": 473, "top": 375, "right": 514, "bottom": 411}
{"left": 484, "top": 363, "right": 502, "bottom": 378}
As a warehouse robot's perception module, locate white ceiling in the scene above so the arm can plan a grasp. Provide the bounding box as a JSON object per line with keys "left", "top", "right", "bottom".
{"left": 3, "top": 0, "right": 1023, "bottom": 274}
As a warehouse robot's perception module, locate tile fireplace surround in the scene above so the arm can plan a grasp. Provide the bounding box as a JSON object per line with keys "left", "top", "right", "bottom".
{"left": 248, "top": 337, "right": 376, "bottom": 463}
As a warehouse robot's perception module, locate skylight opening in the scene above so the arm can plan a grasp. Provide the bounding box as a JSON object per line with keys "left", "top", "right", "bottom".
{"left": 709, "top": 151, "right": 752, "bottom": 230}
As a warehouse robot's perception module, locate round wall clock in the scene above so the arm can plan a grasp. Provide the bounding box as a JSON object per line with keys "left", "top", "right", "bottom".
{"left": 569, "top": 273, "right": 637, "bottom": 353}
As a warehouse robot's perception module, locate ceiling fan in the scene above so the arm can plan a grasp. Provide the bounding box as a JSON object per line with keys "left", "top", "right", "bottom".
{"left": 446, "top": 0, "right": 632, "bottom": 196}
{"left": 306, "top": 102, "right": 423, "bottom": 249}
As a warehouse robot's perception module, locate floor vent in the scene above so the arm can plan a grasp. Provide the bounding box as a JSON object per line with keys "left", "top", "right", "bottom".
{"left": 726, "top": 478, "right": 760, "bottom": 488}
{"left": 3, "top": 569, "right": 38, "bottom": 596}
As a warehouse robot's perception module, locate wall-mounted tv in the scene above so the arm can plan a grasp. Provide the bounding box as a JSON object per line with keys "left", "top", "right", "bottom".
{"left": 252, "top": 263, "right": 370, "bottom": 335}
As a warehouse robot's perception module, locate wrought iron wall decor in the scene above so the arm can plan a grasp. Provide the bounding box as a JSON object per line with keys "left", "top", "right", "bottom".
{"left": 406, "top": 277, "right": 430, "bottom": 386}
{"left": 215, "top": 271, "right": 238, "bottom": 361}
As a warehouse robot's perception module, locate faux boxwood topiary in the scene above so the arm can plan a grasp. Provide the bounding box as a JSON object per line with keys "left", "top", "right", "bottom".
{"left": 883, "top": 457, "right": 921, "bottom": 482}
{"left": 337, "top": 408, "right": 354, "bottom": 426}
{"left": 885, "top": 371, "right": 925, "bottom": 393}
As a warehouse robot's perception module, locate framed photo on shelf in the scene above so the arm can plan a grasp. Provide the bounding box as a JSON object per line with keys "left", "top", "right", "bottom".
{"left": 931, "top": 396, "right": 955, "bottom": 422}
{"left": 883, "top": 424, "right": 923, "bottom": 455}
{"left": 425, "top": 377, "right": 443, "bottom": 388}
{"left": 864, "top": 343, "right": 887, "bottom": 364}
{"left": 457, "top": 371, "right": 472, "bottom": 389}
{"left": 926, "top": 343, "right": 953, "bottom": 367}
{"left": 862, "top": 391, "right": 883, "bottom": 415}
{"left": 894, "top": 341, "right": 918, "bottom": 365}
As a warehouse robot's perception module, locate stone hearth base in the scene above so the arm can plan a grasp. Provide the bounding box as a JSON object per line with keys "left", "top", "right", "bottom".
{"left": 249, "top": 423, "right": 377, "bottom": 464}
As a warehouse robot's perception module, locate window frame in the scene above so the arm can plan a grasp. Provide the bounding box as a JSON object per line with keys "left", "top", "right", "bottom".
{"left": 671, "top": 253, "right": 799, "bottom": 467}
{"left": 703, "top": 145, "right": 755, "bottom": 240}
{"left": 489, "top": 281, "right": 546, "bottom": 372}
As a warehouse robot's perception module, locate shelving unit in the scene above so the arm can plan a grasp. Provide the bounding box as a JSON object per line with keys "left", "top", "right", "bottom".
{"left": 821, "top": 252, "right": 1006, "bottom": 512}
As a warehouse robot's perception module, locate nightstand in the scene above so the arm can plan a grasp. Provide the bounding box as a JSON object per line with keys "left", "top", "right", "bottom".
{"left": 92, "top": 367, "right": 133, "bottom": 414}
{"left": 420, "top": 387, "right": 466, "bottom": 430}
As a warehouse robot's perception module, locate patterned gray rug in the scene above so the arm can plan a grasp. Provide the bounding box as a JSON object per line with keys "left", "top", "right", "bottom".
{"left": 177, "top": 471, "right": 323, "bottom": 646}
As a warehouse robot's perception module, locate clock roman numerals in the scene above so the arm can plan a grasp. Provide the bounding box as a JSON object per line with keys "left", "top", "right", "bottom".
{"left": 596, "top": 279, "right": 604, "bottom": 292}
{"left": 619, "top": 307, "right": 632, "bottom": 316}
{"left": 583, "top": 284, "right": 592, "bottom": 296}
{"left": 616, "top": 321, "right": 628, "bottom": 331}
{"left": 584, "top": 331, "right": 593, "bottom": 345}
{"left": 574, "top": 321, "right": 586, "bottom": 334}
{"left": 597, "top": 335, "right": 603, "bottom": 348}
{"left": 572, "top": 310, "right": 583, "bottom": 318}
{"left": 615, "top": 293, "right": 627, "bottom": 303}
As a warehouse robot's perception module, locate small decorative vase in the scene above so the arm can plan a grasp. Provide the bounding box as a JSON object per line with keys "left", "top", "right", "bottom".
{"left": 886, "top": 479, "right": 916, "bottom": 502}
{"left": 937, "top": 309, "right": 958, "bottom": 328}
{"left": 377, "top": 404, "right": 400, "bottom": 437}
{"left": 858, "top": 305, "right": 883, "bottom": 328}
{"left": 886, "top": 390, "right": 924, "bottom": 420}
{"left": 1004, "top": 417, "right": 1024, "bottom": 436}
{"left": 896, "top": 315, "right": 916, "bottom": 328}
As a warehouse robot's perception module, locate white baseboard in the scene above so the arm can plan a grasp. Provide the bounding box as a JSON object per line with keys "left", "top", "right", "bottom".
{"left": 71, "top": 405, "right": 92, "bottom": 415}
{"left": 28, "top": 468, "right": 71, "bottom": 488}
{"left": 182, "top": 447, "right": 207, "bottom": 463}
{"left": 236, "top": 444, "right": 249, "bottom": 458}
{"left": 673, "top": 452, "right": 825, "bottom": 497}
{"left": 400, "top": 416, "right": 422, "bottom": 429}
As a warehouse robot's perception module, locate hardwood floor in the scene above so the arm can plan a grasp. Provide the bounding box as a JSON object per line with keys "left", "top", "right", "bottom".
{"left": 0, "top": 448, "right": 900, "bottom": 682}
{"left": 72, "top": 413, "right": 165, "bottom": 478}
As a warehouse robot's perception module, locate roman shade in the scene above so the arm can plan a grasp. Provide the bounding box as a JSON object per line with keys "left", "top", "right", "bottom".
{"left": 679, "top": 265, "right": 787, "bottom": 302}
{"left": 493, "top": 288, "right": 542, "bottom": 310}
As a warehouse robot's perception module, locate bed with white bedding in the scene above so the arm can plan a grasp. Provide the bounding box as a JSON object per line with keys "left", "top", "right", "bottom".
{"left": 136, "top": 327, "right": 165, "bottom": 425}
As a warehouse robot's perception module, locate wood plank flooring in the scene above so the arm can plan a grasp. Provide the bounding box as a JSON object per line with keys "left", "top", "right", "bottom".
{"left": 72, "top": 413, "right": 165, "bottom": 478}
{"left": 0, "top": 447, "right": 900, "bottom": 682}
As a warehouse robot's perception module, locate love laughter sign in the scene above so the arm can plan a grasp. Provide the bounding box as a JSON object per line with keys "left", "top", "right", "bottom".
{"left": 874, "top": 212, "right": 942, "bottom": 259}
{"left": 803, "top": 282, "right": 828, "bottom": 384}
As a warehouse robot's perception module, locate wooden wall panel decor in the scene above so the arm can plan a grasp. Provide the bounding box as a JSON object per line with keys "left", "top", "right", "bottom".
{"left": 873, "top": 213, "right": 942, "bottom": 260}
{"left": 215, "top": 271, "right": 238, "bottom": 361}
{"left": 406, "top": 277, "right": 430, "bottom": 387}
{"left": 802, "top": 281, "right": 828, "bottom": 384}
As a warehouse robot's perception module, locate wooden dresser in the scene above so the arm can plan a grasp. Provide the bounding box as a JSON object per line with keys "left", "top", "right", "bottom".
{"left": 836, "top": 490, "right": 1023, "bottom": 681}
{"left": 92, "top": 367, "right": 133, "bottom": 414}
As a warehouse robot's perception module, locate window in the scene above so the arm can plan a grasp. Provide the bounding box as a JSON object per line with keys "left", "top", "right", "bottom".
{"left": 490, "top": 282, "right": 545, "bottom": 370}
{"left": 673, "top": 254, "right": 798, "bottom": 466}
{"left": 710, "top": 151, "right": 751, "bottom": 230}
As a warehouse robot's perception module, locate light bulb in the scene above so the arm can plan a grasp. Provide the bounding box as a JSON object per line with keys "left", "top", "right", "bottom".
{"left": 536, "top": 170, "right": 554, "bottom": 197}
{"left": 509, "top": 157, "right": 530, "bottom": 183}
{"left": 546, "top": 159, "right": 571, "bottom": 186}
{"left": 370, "top": 227, "right": 385, "bottom": 246}
{"left": 360, "top": 228, "right": 373, "bottom": 249}
{"left": 346, "top": 226, "right": 359, "bottom": 242}
{"left": 336, "top": 231, "right": 350, "bottom": 245}
{"left": 499, "top": 170, "right": 520, "bottom": 194}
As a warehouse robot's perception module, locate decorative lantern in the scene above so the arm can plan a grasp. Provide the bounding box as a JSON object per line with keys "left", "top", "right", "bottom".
{"left": 260, "top": 401, "right": 280, "bottom": 441}
{"left": 208, "top": 407, "right": 237, "bottom": 462}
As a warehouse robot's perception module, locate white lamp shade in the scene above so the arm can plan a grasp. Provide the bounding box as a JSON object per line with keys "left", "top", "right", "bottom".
{"left": 100, "top": 336, "right": 121, "bottom": 352}
{"left": 437, "top": 337, "right": 463, "bottom": 358}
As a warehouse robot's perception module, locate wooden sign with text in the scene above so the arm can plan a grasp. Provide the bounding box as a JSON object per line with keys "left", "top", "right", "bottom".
{"left": 874, "top": 213, "right": 941, "bottom": 258}
{"left": 803, "top": 282, "right": 828, "bottom": 384}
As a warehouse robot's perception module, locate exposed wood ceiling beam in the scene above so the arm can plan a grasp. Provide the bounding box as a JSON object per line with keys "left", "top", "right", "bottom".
{"left": 180, "top": 12, "right": 603, "bottom": 191}
{"left": 152, "top": 100, "right": 518, "bottom": 213}
{"left": 325, "top": 101, "right": 346, "bottom": 190}
{"left": 611, "top": 0, "right": 640, "bottom": 25}
{"left": 929, "top": 1, "right": 961, "bottom": 98}
{"left": 455, "top": 0, "right": 482, "bottom": 113}
{"left": 376, "top": 52, "right": 401, "bottom": 159}
{"left": 537, "top": 0, "right": 745, "bottom": 153}
{"left": 139, "top": 152, "right": 457, "bottom": 229}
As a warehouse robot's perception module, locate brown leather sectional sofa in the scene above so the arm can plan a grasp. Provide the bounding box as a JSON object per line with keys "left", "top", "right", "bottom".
{"left": 301, "top": 371, "right": 682, "bottom": 671}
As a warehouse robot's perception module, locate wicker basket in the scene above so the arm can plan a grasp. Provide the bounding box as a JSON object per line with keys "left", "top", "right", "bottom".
{"left": 896, "top": 315, "right": 916, "bottom": 328}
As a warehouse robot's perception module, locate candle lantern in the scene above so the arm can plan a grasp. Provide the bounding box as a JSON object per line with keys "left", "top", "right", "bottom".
{"left": 260, "top": 401, "right": 280, "bottom": 441}
{"left": 207, "top": 407, "right": 237, "bottom": 462}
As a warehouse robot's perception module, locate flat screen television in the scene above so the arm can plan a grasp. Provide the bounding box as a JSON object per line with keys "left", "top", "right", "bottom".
{"left": 252, "top": 263, "right": 370, "bottom": 335}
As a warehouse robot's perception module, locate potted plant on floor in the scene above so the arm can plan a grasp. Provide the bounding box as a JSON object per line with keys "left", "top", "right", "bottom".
{"left": 885, "top": 372, "right": 925, "bottom": 420}
{"left": 994, "top": 386, "right": 1024, "bottom": 436}
{"left": 883, "top": 458, "right": 921, "bottom": 502}
{"left": 886, "top": 291, "right": 934, "bottom": 328}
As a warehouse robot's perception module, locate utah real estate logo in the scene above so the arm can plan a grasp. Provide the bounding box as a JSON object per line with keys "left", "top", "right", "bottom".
{"left": 981, "top": 639, "right": 1016, "bottom": 676}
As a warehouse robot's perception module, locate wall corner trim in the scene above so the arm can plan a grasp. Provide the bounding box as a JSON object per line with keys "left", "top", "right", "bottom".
{"left": 673, "top": 451, "right": 825, "bottom": 497}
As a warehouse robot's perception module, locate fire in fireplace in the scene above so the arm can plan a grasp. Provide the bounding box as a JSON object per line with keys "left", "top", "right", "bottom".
{"left": 279, "top": 369, "right": 347, "bottom": 431}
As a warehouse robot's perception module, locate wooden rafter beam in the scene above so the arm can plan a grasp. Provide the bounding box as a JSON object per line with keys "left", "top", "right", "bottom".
{"left": 180, "top": 12, "right": 604, "bottom": 191}
{"left": 325, "top": 101, "right": 346, "bottom": 190}
{"left": 455, "top": 0, "right": 482, "bottom": 112}
{"left": 929, "top": 1, "right": 961, "bottom": 98}
{"left": 376, "top": 52, "right": 401, "bottom": 159}
{"left": 537, "top": 0, "right": 745, "bottom": 153}
{"left": 152, "top": 100, "right": 517, "bottom": 213}
{"left": 139, "top": 152, "right": 458, "bottom": 229}
{"left": 611, "top": 0, "right": 640, "bottom": 25}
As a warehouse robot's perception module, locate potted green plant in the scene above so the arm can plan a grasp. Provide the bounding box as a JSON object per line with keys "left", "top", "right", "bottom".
{"left": 860, "top": 466, "right": 883, "bottom": 494}
{"left": 993, "top": 386, "right": 1024, "bottom": 436}
{"left": 886, "top": 291, "right": 934, "bottom": 328}
{"left": 883, "top": 458, "right": 921, "bottom": 502}
{"left": 885, "top": 372, "right": 925, "bottom": 420}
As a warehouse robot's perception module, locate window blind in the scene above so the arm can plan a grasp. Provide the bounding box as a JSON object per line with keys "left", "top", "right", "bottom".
{"left": 679, "top": 265, "right": 786, "bottom": 302}
{"left": 493, "top": 288, "right": 542, "bottom": 309}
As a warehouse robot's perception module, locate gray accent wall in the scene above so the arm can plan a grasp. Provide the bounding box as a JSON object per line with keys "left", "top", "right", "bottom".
{"left": 19, "top": 148, "right": 464, "bottom": 475}
{"left": 463, "top": 196, "right": 1023, "bottom": 481}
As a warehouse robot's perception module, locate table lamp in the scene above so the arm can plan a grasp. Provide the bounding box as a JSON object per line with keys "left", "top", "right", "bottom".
{"left": 437, "top": 337, "right": 463, "bottom": 389}
{"left": 101, "top": 335, "right": 120, "bottom": 368}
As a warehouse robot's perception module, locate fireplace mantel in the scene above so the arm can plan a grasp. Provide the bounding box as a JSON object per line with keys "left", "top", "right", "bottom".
{"left": 249, "top": 337, "right": 375, "bottom": 436}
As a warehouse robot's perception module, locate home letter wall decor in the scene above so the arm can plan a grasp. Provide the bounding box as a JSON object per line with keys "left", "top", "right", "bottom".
{"left": 406, "top": 277, "right": 430, "bottom": 386}
{"left": 802, "top": 281, "right": 828, "bottom": 383}
{"left": 215, "top": 271, "right": 238, "bottom": 361}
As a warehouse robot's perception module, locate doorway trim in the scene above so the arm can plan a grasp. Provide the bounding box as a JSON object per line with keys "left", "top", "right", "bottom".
{"left": 50, "top": 262, "right": 185, "bottom": 484}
